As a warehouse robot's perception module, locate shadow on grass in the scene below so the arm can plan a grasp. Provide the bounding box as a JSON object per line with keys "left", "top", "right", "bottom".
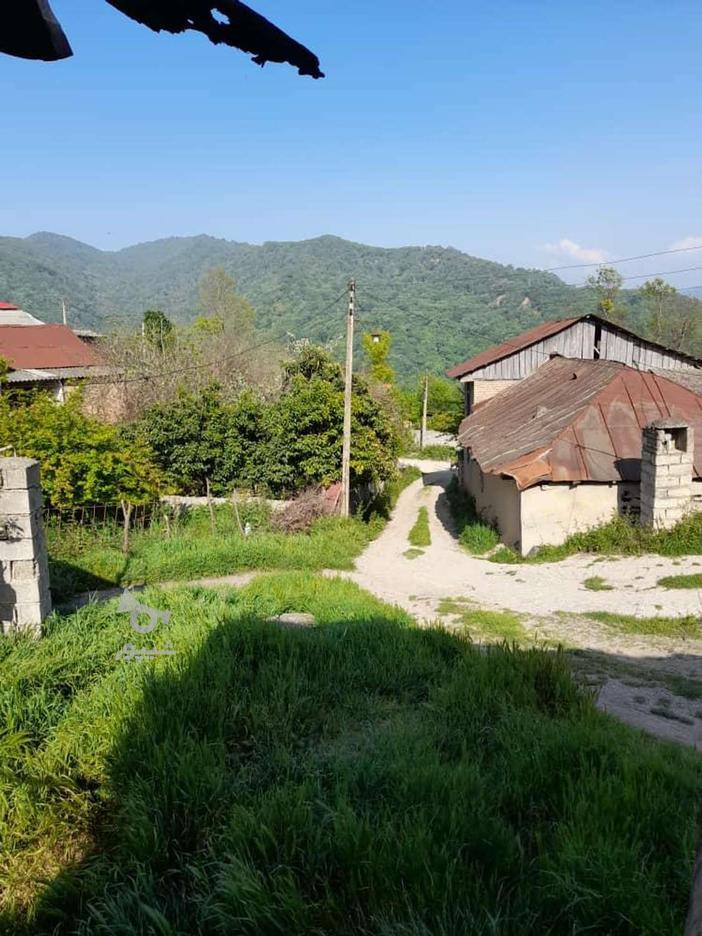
{"left": 48, "top": 558, "right": 125, "bottom": 606}
{"left": 5, "top": 576, "right": 701, "bottom": 935}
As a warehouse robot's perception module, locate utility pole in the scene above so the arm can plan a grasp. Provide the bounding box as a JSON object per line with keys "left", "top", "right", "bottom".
{"left": 420, "top": 374, "right": 429, "bottom": 450}
{"left": 61, "top": 298, "right": 68, "bottom": 326}
{"left": 340, "top": 279, "right": 355, "bottom": 517}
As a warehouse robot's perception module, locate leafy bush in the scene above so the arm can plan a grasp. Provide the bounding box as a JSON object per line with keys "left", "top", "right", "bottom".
{"left": 137, "top": 346, "right": 402, "bottom": 498}
{"left": 0, "top": 391, "right": 163, "bottom": 508}
{"left": 445, "top": 476, "right": 500, "bottom": 554}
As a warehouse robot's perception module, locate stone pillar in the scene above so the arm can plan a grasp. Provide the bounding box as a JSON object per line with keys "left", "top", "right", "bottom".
{"left": 640, "top": 419, "right": 694, "bottom": 529}
{"left": 0, "top": 458, "right": 52, "bottom": 636}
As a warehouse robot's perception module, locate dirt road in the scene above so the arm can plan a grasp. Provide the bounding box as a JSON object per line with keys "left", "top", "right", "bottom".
{"left": 343, "top": 462, "right": 702, "bottom": 749}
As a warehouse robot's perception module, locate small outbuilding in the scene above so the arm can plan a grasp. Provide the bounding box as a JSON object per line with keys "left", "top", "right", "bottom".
{"left": 457, "top": 357, "right": 702, "bottom": 554}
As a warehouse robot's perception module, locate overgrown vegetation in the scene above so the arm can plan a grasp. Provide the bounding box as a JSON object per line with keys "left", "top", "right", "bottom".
{"left": 1, "top": 573, "right": 700, "bottom": 933}
{"left": 438, "top": 598, "right": 526, "bottom": 642}
{"left": 136, "top": 345, "right": 402, "bottom": 497}
{"left": 0, "top": 392, "right": 163, "bottom": 509}
{"left": 445, "top": 476, "right": 500, "bottom": 554}
{"left": 408, "top": 506, "right": 431, "bottom": 547}
{"left": 588, "top": 610, "right": 702, "bottom": 639}
{"left": 48, "top": 467, "right": 420, "bottom": 602}
{"left": 491, "top": 512, "right": 702, "bottom": 563}
{"left": 46, "top": 506, "right": 372, "bottom": 602}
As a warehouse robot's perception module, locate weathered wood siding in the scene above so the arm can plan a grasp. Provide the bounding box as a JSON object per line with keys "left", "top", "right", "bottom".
{"left": 461, "top": 319, "right": 700, "bottom": 381}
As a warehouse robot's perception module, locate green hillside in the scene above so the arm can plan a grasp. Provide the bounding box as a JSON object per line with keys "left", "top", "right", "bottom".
{"left": 0, "top": 231, "right": 672, "bottom": 377}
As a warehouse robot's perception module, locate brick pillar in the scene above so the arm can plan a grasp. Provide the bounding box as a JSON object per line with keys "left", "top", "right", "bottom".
{"left": 640, "top": 419, "right": 694, "bottom": 529}
{"left": 0, "top": 458, "right": 52, "bottom": 636}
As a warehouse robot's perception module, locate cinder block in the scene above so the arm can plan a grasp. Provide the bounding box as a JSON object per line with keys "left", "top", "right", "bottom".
{"left": 10, "top": 559, "right": 38, "bottom": 582}
{"left": 0, "top": 537, "right": 39, "bottom": 561}
{"left": 13, "top": 602, "right": 44, "bottom": 634}
{"left": 0, "top": 488, "right": 42, "bottom": 516}
{"left": 0, "top": 579, "right": 46, "bottom": 604}
{"left": 0, "top": 458, "right": 41, "bottom": 491}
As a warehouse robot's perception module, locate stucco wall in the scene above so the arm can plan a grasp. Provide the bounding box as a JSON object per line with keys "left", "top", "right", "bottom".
{"left": 462, "top": 456, "right": 521, "bottom": 549}
{"left": 520, "top": 483, "right": 623, "bottom": 555}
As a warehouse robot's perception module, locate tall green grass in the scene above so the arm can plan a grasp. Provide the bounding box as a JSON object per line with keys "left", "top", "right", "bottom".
{"left": 445, "top": 476, "right": 500, "bottom": 554}
{"left": 1, "top": 573, "right": 700, "bottom": 934}
{"left": 492, "top": 512, "right": 702, "bottom": 564}
{"left": 47, "top": 468, "right": 422, "bottom": 603}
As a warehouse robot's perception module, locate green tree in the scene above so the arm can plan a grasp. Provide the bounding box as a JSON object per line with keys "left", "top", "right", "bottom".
{"left": 142, "top": 309, "right": 174, "bottom": 353}
{"left": 0, "top": 392, "right": 163, "bottom": 508}
{"left": 198, "top": 267, "right": 255, "bottom": 337}
{"left": 266, "top": 346, "right": 399, "bottom": 495}
{"left": 136, "top": 385, "right": 231, "bottom": 496}
{"left": 362, "top": 331, "right": 395, "bottom": 384}
{"left": 586, "top": 266, "right": 626, "bottom": 324}
{"left": 640, "top": 278, "right": 678, "bottom": 343}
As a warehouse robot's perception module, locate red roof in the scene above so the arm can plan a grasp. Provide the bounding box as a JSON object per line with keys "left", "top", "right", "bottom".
{"left": 0, "top": 302, "right": 19, "bottom": 310}
{"left": 457, "top": 357, "right": 702, "bottom": 488}
{"left": 0, "top": 324, "right": 102, "bottom": 370}
{"left": 447, "top": 317, "right": 580, "bottom": 379}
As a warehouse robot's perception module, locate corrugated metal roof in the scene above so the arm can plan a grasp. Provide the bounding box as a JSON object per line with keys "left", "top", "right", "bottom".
{"left": 0, "top": 324, "right": 102, "bottom": 369}
{"left": 446, "top": 316, "right": 580, "bottom": 379}
{"left": 4, "top": 366, "right": 115, "bottom": 383}
{"left": 457, "top": 357, "right": 702, "bottom": 488}
{"left": 0, "top": 306, "right": 44, "bottom": 326}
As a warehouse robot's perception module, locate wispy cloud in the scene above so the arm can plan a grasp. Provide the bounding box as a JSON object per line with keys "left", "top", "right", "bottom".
{"left": 542, "top": 238, "right": 608, "bottom": 264}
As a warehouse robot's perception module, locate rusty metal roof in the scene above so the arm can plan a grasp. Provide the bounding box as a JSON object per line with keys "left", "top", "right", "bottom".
{"left": 457, "top": 357, "right": 702, "bottom": 488}
{"left": 0, "top": 325, "right": 103, "bottom": 370}
{"left": 446, "top": 316, "right": 580, "bottom": 379}
{"left": 650, "top": 368, "right": 702, "bottom": 396}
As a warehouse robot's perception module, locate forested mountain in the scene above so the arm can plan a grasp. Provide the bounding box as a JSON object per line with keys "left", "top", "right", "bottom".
{"left": 0, "top": 231, "right": 690, "bottom": 377}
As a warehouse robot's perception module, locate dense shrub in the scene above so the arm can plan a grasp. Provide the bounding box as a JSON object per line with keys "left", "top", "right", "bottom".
{"left": 136, "top": 346, "right": 402, "bottom": 498}
{"left": 0, "top": 391, "right": 163, "bottom": 508}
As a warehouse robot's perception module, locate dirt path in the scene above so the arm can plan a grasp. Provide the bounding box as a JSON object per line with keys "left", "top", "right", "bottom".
{"left": 349, "top": 464, "right": 702, "bottom": 620}
{"left": 343, "top": 461, "right": 702, "bottom": 749}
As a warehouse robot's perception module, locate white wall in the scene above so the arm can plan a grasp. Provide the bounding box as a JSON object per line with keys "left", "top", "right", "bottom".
{"left": 462, "top": 456, "right": 521, "bottom": 549}
{"left": 519, "top": 483, "right": 620, "bottom": 555}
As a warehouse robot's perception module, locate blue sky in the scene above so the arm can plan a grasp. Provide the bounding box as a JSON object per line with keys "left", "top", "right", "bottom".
{"left": 2, "top": 0, "right": 702, "bottom": 285}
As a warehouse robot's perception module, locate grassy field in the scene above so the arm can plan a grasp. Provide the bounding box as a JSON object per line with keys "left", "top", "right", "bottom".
{"left": 47, "top": 468, "right": 421, "bottom": 603}
{"left": 1, "top": 573, "right": 701, "bottom": 934}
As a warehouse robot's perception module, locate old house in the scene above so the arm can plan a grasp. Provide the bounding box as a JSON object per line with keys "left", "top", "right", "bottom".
{"left": 457, "top": 357, "right": 702, "bottom": 555}
{"left": 447, "top": 314, "right": 702, "bottom": 415}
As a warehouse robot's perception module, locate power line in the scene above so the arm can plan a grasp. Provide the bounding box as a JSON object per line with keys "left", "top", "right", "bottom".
{"left": 544, "top": 242, "right": 702, "bottom": 273}
{"left": 619, "top": 265, "right": 702, "bottom": 283}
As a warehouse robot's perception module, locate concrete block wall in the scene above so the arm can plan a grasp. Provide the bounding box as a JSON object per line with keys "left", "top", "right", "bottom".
{"left": 640, "top": 420, "right": 694, "bottom": 529}
{"left": 0, "top": 458, "right": 51, "bottom": 636}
